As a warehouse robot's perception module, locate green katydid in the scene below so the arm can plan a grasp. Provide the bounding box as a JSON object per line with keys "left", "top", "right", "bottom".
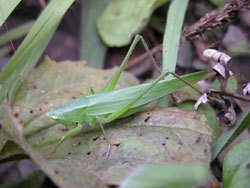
{"left": 45, "top": 35, "right": 211, "bottom": 154}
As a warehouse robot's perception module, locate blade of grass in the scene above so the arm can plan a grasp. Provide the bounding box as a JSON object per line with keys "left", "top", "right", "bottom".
{"left": 0, "top": 20, "right": 34, "bottom": 45}
{"left": 158, "top": 0, "right": 189, "bottom": 107}
{"left": 162, "top": 0, "right": 188, "bottom": 72}
{"left": 0, "top": 0, "right": 74, "bottom": 118}
{"left": 80, "top": 0, "right": 109, "bottom": 68}
{"left": 0, "top": 0, "right": 21, "bottom": 27}
{"left": 211, "top": 108, "right": 250, "bottom": 161}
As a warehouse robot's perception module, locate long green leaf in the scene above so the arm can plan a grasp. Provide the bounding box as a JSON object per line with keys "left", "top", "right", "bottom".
{"left": 80, "top": 0, "right": 109, "bottom": 68}
{"left": 0, "top": 0, "right": 74, "bottom": 118}
{"left": 159, "top": 0, "right": 189, "bottom": 106}
{"left": 162, "top": 0, "right": 188, "bottom": 72}
{"left": 0, "top": 0, "right": 20, "bottom": 27}
{"left": 211, "top": 108, "right": 250, "bottom": 161}
{"left": 223, "top": 138, "right": 250, "bottom": 188}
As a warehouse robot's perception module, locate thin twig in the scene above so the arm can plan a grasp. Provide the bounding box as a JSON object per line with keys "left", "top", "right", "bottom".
{"left": 210, "top": 89, "right": 250, "bottom": 102}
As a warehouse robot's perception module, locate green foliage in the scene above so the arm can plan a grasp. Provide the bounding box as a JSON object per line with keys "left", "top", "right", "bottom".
{"left": 0, "top": 0, "right": 74, "bottom": 118}
{"left": 0, "top": 0, "right": 20, "bottom": 27}
{"left": 162, "top": 0, "right": 188, "bottom": 72}
{"left": 212, "top": 109, "right": 250, "bottom": 161}
{"left": 209, "top": 0, "right": 227, "bottom": 9}
{"left": 158, "top": 0, "right": 189, "bottom": 107}
{"left": 80, "top": 0, "right": 110, "bottom": 68}
{"left": 211, "top": 76, "right": 238, "bottom": 91}
{"left": 97, "top": 0, "right": 169, "bottom": 47}
{"left": 223, "top": 138, "right": 250, "bottom": 188}
{"left": 120, "top": 164, "right": 211, "bottom": 188}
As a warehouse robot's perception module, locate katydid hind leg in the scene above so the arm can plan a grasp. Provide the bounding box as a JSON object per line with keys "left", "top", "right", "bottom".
{"left": 105, "top": 71, "right": 171, "bottom": 123}
{"left": 104, "top": 35, "right": 162, "bottom": 92}
{"left": 128, "top": 36, "right": 201, "bottom": 94}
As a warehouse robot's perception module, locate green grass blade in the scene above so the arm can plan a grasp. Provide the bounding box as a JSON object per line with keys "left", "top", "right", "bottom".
{"left": 120, "top": 164, "right": 211, "bottom": 188}
{"left": 162, "top": 0, "right": 189, "bottom": 72}
{"left": 0, "top": 0, "right": 20, "bottom": 27}
{"left": 80, "top": 0, "right": 109, "bottom": 68}
{"left": 0, "top": 20, "right": 34, "bottom": 45}
{"left": 0, "top": 0, "right": 74, "bottom": 118}
{"left": 158, "top": 0, "right": 189, "bottom": 107}
{"left": 211, "top": 108, "right": 250, "bottom": 161}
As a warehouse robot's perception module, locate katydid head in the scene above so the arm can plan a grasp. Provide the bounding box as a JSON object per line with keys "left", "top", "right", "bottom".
{"left": 46, "top": 108, "right": 74, "bottom": 126}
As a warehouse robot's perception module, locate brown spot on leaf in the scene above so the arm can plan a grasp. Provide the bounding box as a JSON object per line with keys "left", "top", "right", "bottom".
{"left": 93, "top": 137, "right": 100, "bottom": 141}
{"left": 14, "top": 113, "right": 19, "bottom": 118}
{"left": 246, "top": 163, "right": 250, "bottom": 169}
{"left": 165, "top": 137, "right": 169, "bottom": 140}
{"left": 68, "top": 152, "right": 71, "bottom": 155}
{"left": 196, "top": 137, "right": 201, "bottom": 144}
{"left": 45, "top": 154, "right": 51, "bottom": 159}
{"left": 87, "top": 151, "right": 91, "bottom": 155}
{"left": 171, "top": 156, "right": 177, "bottom": 161}
{"left": 54, "top": 170, "right": 59, "bottom": 174}
{"left": 113, "top": 143, "right": 121, "bottom": 147}
{"left": 61, "top": 128, "right": 69, "bottom": 132}
{"left": 178, "top": 141, "right": 183, "bottom": 145}
{"left": 78, "top": 142, "right": 81, "bottom": 146}
{"left": 30, "top": 110, "right": 33, "bottom": 114}
{"left": 162, "top": 143, "right": 166, "bottom": 146}
{"left": 144, "top": 116, "right": 150, "bottom": 122}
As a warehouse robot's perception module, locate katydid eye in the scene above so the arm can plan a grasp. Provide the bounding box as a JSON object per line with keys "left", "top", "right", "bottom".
{"left": 52, "top": 115, "right": 58, "bottom": 120}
